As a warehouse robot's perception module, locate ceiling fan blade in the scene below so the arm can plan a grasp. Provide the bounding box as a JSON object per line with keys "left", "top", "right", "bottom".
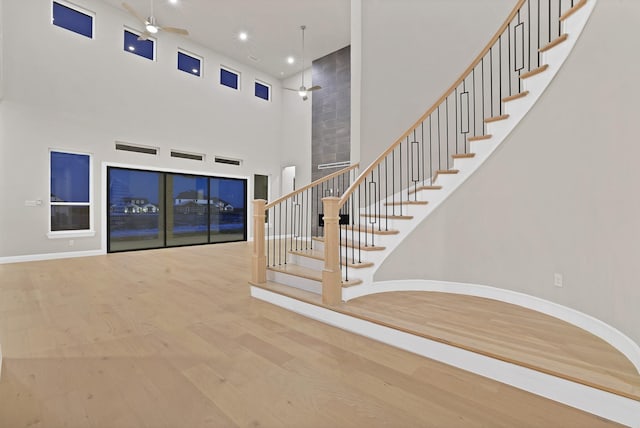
{"left": 137, "top": 31, "right": 151, "bottom": 41}
{"left": 161, "top": 26, "right": 189, "bottom": 36}
{"left": 283, "top": 87, "right": 299, "bottom": 92}
{"left": 306, "top": 85, "right": 322, "bottom": 92}
{"left": 122, "top": 2, "right": 146, "bottom": 23}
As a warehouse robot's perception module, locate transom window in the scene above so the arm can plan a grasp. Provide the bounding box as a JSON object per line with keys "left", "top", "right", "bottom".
{"left": 52, "top": 1, "right": 94, "bottom": 39}
{"left": 178, "top": 50, "right": 202, "bottom": 76}
{"left": 255, "top": 80, "right": 271, "bottom": 101}
{"left": 220, "top": 67, "right": 240, "bottom": 90}
{"left": 124, "top": 29, "right": 155, "bottom": 61}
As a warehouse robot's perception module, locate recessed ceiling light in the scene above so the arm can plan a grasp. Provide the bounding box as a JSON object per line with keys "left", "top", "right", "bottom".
{"left": 286, "top": 56, "right": 295, "bottom": 64}
{"left": 168, "top": 0, "right": 178, "bottom": 4}
{"left": 238, "top": 32, "right": 248, "bottom": 41}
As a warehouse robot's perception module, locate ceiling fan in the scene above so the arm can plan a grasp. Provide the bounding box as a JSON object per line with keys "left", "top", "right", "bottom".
{"left": 122, "top": 1, "right": 189, "bottom": 41}
{"left": 284, "top": 25, "right": 321, "bottom": 101}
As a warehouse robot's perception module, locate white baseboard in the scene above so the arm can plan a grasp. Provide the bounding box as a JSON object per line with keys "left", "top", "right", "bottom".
{"left": 0, "top": 249, "right": 105, "bottom": 264}
{"left": 251, "top": 285, "right": 640, "bottom": 427}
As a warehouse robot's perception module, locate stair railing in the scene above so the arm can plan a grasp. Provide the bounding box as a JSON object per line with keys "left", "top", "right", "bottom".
{"left": 252, "top": 164, "right": 359, "bottom": 303}
{"left": 320, "top": 0, "right": 584, "bottom": 298}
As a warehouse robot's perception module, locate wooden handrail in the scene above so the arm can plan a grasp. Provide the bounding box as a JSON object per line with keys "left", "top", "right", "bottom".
{"left": 265, "top": 163, "right": 359, "bottom": 210}
{"left": 339, "top": 0, "right": 529, "bottom": 207}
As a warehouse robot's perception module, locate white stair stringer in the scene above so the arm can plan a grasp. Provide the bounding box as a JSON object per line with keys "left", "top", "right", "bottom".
{"left": 342, "top": 0, "right": 597, "bottom": 302}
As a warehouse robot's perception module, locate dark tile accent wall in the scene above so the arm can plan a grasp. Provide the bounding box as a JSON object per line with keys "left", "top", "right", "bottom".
{"left": 312, "top": 45, "right": 351, "bottom": 183}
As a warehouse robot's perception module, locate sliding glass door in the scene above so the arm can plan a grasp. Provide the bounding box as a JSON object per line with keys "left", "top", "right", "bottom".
{"left": 210, "top": 177, "right": 246, "bottom": 243}
{"left": 108, "top": 168, "right": 165, "bottom": 252}
{"left": 167, "top": 174, "right": 209, "bottom": 247}
{"left": 107, "top": 167, "right": 247, "bottom": 252}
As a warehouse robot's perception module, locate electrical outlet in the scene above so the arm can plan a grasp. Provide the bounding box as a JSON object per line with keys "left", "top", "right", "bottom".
{"left": 554, "top": 273, "right": 563, "bottom": 287}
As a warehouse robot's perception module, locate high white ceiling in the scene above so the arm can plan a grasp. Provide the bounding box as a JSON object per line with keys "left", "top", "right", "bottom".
{"left": 100, "top": 0, "right": 351, "bottom": 80}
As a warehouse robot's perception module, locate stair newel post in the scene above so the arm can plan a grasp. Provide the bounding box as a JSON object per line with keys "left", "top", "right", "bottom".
{"left": 321, "top": 197, "right": 342, "bottom": 305}
{"left": 252, "top": 199, "right": 267, "bottom": 284}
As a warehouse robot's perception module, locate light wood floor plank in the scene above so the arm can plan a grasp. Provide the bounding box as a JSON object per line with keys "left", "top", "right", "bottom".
{"left": 0, "top": 242, "right": 625, "bottom": 427}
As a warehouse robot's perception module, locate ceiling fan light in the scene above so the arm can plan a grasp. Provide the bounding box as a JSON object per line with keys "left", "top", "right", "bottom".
{"left": 298, "top": 90, "right": 308, "bottom": 98}
{"left": 146, "top": 23, "right": 159, "bottom": 34}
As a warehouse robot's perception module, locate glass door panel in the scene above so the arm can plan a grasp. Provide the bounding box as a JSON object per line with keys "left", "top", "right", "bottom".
{"left": 167, "top": 174, "right": 209, "bottom": 247}
{"left": 108, "top": 168, "right": 165, "bottom": 252}
{"left": 210, "top": 177, "right": 247, "bottom": 243}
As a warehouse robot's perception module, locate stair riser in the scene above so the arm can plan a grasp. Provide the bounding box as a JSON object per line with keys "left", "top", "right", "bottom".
{"left": 451, "top": 156, "right": 478, "bottom": 171}
{"left": 289, "top": 254, "right": 324, "bottom": 271}
{"left": 267, "top": 270, "right": 322, "bottom": 294}
{"left": 432, "top": 172, "right": 459, "bottom": 187}
{"left": 338, "top": 229, "right": 395, "bottom": 246}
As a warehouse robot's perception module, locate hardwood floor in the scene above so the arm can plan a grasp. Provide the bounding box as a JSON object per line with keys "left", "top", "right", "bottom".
{"left": 339, "top": 291, "right": 640, "bottom": 401}
{"left": 0, "top": 243, "right": 623, "bottom": 427}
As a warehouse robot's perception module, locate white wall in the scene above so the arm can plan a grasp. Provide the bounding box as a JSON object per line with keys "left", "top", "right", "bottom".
{"left": 280, "top": 68, "right": 312, "bottom": 189}
{"left": 376, "top": 1, "right": 640, "bottom": 345}
{"left": 0, "top": 0, "right": 283, "bottom": 257}
{"left": 360, "top": 0, "right": 516, "bottom": 167}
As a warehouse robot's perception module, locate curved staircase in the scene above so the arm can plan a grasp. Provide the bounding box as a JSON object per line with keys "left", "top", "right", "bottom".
{"left": 253, "top": 0, "right": 597, "bottom": 303}
{"left": 249, "top": 0, "right": 640, "bottom": 425}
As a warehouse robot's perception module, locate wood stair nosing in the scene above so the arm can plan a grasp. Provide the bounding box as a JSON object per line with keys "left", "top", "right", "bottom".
{"left": 267, "top": 264, "right": 321, "bottom": 282}
{"left": 452, "top": 153, "right": 476, "bottom": 159}
{"left": 539, "top": 33, "right": 569, "bottom": 53}
{"left": 408, "top": 185, "right": 443, "bottom": 195}
{"left": 502, "top": 91, "right": 529, "bottom": 103}
{"left": 343, "top": 225, "right": 399, "bottom": 236}
{"left": 520, "top": 64, "right": 549, "bottom": 80}
{"left": 312, "top": 236, "right": 386, "bottom": 251}
{"left": 267, "top": 264, "right": 363, "bottom": 287}
{"left": 384, "top": 200, "right": 429, "bottom": 206}
{"left": 468, "top": 134, "right": 492, "bottom": 142}
{"left": 341, "top": 278, "right": 365, "bottom": 288}
{"left": 289, "top": 249, "right": 375, "bottom": 269}
{"left": 360, "top": 213, "right": 414, "bottom": 220}
{"left": 484, "top": 114, "right": 510, "bottom": 123}
{"left": 560, "top": 0, "right": 587, "bottom": 22}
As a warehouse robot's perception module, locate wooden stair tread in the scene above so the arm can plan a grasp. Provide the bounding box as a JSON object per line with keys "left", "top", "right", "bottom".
{"left": 540, "top": 34, "right": 569, "bottom": 53}
{"left": 408, "top": 185, "right": 443, "bottom": 195}
{"left": 313, "top": 236, "right": 386, "bottom": 251}
{"left": 268, "top": 264, "right": 322, "bottom": 281}
{"left": 468, "top": 134, "right": 492, "bottom": 142}
{"left": 289, "top": 249, "right": 374, "bottom": 269}
{"left": 343, "top": 225, "right": 399, "bottom": 235}
{"left": 384, "top": 200, "right": 429, "bottom": 206}
{"left": 502, "top": 91, "right": 529, "bottom": 103}
{"left": 484, "top": 114, "right": 509, "bottom": 123}
{"left": 452, "top": 153, "right": 476, "bottom": 159}
{"left": 267, "top": 263, "right": 363, "bottom": 287}
{"left": 250, "top": 280, "right": 323, "bottom": 305}
{"left": 560, "top": 0, "right": 587, "bottom": 22}
{"left": 361, "top": 213, "right": 414, "bottom": 220}
{"left": 520, "top": 64, "right": 549, "bottom": 80}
